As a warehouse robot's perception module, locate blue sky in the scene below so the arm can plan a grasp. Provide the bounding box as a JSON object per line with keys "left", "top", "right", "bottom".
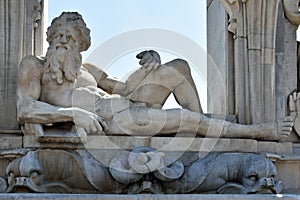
{"left": 47, "top": 0, "right": 207, "bottom": 111}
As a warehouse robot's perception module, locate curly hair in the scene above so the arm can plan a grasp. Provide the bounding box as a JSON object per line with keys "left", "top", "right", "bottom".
{"left": 46, "top": 12, "right": 91, "bottom": 52}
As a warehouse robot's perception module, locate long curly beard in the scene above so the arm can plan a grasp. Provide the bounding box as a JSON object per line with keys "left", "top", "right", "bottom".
{"left": 44, "top": 44, "right": 82, "bottom": 84}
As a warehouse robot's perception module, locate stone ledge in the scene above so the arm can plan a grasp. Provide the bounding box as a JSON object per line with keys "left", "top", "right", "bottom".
{"left": 258, "top": 141, "right": 293, "bottom": 154}
{"left": 0, "top": 194, "right": 298, "bottom": 200}
{"left": 0, "top": 130, "right": 21, "bottom": 134}
{"left": 0, "top": 135, "right": 22, "bottom": 149}
{"left": 24, "top": 135, "right": 258, "bottom": 152}
{"left": 23, "top": 135, "right": 293, "bottom": 154}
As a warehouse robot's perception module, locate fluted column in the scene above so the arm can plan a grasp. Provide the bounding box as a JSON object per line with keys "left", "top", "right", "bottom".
{"left": 0, "top": 0, "right": 45, "bottom": 130}
{"left": 219, "top": 0, "right": 281, "bottom": 124}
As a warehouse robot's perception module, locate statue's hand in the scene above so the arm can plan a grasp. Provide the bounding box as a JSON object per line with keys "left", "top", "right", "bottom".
{"left": 82, "top": 63, "right": 108, "bottom": 82}
{"left": 289, "top": 92, "right": 300, "bottom": 136}
{"left": 72, "top": 108, "right": 107, "bottom": 134}
{"left": 136, "top": 50, "right": 161, "bottom": 70}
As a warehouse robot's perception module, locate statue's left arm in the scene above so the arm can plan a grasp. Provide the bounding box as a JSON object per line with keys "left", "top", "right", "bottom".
{"left": 83, "top": 50, "right": 161, "bottom": 96}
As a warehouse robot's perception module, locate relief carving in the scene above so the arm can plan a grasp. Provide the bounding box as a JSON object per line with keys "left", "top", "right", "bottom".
{"left": 32, "top": 0, "right": 42, "bottom": 28}
{"left": 219, "top": 0, "right": 240, "bottom": 34}
{"left": 6, "top": 149, "right": 113, "bottom": 193}
{"left": 0, "top": 149, "right": 282, "bottom": 194}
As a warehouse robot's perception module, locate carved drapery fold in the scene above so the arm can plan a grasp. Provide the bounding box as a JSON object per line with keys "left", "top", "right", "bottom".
{"left": 219, "top": 0, "right": 240, "bottom": 35}
{"left": 220, "top": 0, "right": 280, "bottom": 124}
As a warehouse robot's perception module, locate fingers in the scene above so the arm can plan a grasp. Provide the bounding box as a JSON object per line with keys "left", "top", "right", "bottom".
{"left": 97, "top": 116, "right": 108, "bottom": 131}
{"left": 153, "top": 63, "right": 160, "bottom": 70}
{"left": 88, "top": 115, "right": 107, "bottom": 134}
{"left": 284, "top": 115, "right": 295, "bottom": 122}
{"left": 76, "top": 127, "right": 87, "bottom": 143}
{"left": 142, "top": 57, "right": 160, "bottom": 70}
{"left": 136, "top": 50, "right": 161, "bottom": 69}
{"left": 139, "top": 52, "right": 151, "bottom": 66}
{"left": 89, "top": 122, "right": 98, "bottom": 133}
{"left": 94, "top": 118, "right": 103, "bottom": 132}
{"left": 136, "top": 51, "right": 147, "bottom": 59}
{"left": 149, "top": 50, "right": 161, "bottom": 62}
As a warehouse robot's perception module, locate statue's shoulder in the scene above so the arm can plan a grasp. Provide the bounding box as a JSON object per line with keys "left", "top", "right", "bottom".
{"left": 20, "top": 55, "right": 45, "bottom": 68}
{"left": 18, "top": 55, "right": 45, "bottom": 82}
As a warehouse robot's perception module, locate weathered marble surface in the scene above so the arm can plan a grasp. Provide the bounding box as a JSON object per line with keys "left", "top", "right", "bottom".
{"left": 0, "top": 0, "right": 44, "bottom": 130}
{"left": 22, "top": 136, "right": 293, "bottom": 155}
{"left": 214, "top": 0, "right": 300, "bottom": 144}
{"left": 16, "top": 12, "right": 294, "bottom": 143}
{"left": 0, "top": 148, "right": 283, "bottom": 194}
{"left": 0, "top": 194, "right": 299, "bottom": 200}
{"left": 0, "top": 0, "right": 298, "bottom": 195}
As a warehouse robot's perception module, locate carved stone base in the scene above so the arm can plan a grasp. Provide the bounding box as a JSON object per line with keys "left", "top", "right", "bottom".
{"left": 0, "top": 194, "right": 298, "bottom": 200}
{"left": 23, "top": 135, "right": 293, "bottom": 154}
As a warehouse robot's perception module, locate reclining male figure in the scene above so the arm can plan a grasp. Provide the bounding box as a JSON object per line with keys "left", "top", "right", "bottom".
{"left": 17, "top": 12, "right": 294, "bottom": 140}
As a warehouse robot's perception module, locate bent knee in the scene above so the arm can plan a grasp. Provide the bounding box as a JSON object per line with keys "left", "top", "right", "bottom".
{"left": 167, "top": 59, "right": 191, "bottom": 75}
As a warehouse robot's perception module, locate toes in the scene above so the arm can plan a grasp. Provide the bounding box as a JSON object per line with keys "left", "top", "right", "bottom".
{"left": 284, "top": 116, "right": 295, "bottom": 122}
{"left": 281, "top": 131, "right": 291, "bottom": 137}
{"left": 282, "top": 127, "right": 293, "bottom": 132}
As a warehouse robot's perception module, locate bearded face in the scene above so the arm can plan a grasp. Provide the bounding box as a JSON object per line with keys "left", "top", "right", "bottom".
{"left": 44, "top": 26, "right": 82, "bottom": 84}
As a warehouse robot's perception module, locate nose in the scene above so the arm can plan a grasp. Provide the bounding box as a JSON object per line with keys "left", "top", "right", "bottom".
{"left": 60, "top": 34, "right": 67, "bottom": 44}
{"left": 14, "top": 177, "right": 28, "bottom": 186}
{"left": 263, "top": 178, "right": 275, "bottom": 187}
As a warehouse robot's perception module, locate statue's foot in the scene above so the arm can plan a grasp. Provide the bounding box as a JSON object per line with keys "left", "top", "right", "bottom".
{"left": 289, "top": 92, "right": 300, "bottom": 136}
{"left": 252, "top": 116, "right": 294, "bottom": 141}
{"left": 277, "top": 116, "right": 294, "bottom": 139}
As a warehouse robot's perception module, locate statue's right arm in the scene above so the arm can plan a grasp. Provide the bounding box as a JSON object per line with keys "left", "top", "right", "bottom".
{"left": 17, "top": 56, "right": 104, "bottom": 133}
{"left": 17, "top": 56, "right": 72, "bottom": 124}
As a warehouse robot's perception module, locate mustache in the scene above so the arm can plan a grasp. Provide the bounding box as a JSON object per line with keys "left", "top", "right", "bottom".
{"left": 54, "top": 43, "right": 72, "bottom": 50}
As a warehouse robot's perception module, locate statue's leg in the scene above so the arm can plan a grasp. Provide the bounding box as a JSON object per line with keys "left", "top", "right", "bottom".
{"left": 109, "top": 107, "right": 203, "bottom": 136}
{"left": 198, "top": 115, "right": 294, "bottom": 140}
{"left": 108, "top": 106, "right": 292, "bottom": 140}
{"left": 164, "top": 59, "right": 203, "bottom": 113}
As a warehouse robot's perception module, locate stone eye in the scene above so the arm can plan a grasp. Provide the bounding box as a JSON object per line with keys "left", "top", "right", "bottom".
{"left": 30, "top": 171, "right": 39, "bottom": 179}
{"left": 56, "top": 33, "right": 63, "bottom": 39}
{"left": 248, "top": 174, "right": 258, "bottom": 181}
{"left": 8, "top": 172, "right": 14, "bottom": 177}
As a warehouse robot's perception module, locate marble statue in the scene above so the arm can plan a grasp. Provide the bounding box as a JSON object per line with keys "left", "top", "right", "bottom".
{"left": 0, "top": 0, "right": 298, "bottom": 194}
{"left": 17, "top": 12, "right": 294, "bottom": 141}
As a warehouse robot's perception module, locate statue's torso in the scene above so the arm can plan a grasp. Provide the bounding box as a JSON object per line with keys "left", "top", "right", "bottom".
{"left": 40, "top": 67, "right": 100, "bottom": 108}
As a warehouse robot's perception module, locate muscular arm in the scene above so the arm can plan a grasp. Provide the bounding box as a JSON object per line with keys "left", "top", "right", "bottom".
{"left": 17, "top": 56, "right": 66, "bottom": 124}
{"left": 82, "top": 51, "right": 161, "bottom": 96}
{"left": 17, "top": 56, "right": 103, "bottom": 133}
{"left": 82, "top": 63, "right": 152, "bottom": 96}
